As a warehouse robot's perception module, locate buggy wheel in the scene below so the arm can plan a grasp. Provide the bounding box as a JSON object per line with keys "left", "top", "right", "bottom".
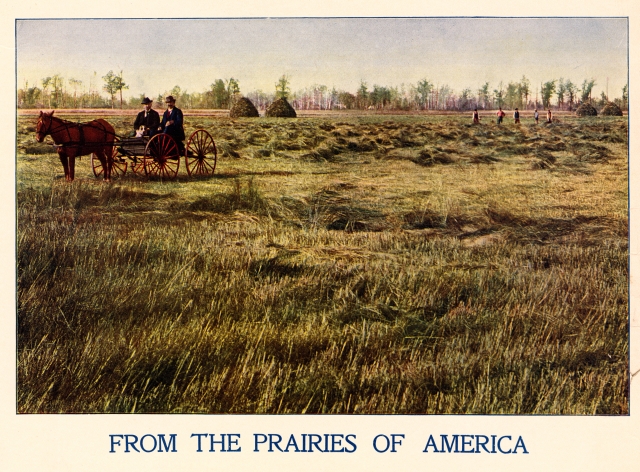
{"left": 185, "top": 130, "right": 217, "bottom": 177}
{"left": 144, "top": 133, "right": 180, "bottom": 179}
{"left": 92, "top": 139, "right": 127, "bottom": 178}
{"left": 130, "top": 157, "right": 145, "bottom": 174}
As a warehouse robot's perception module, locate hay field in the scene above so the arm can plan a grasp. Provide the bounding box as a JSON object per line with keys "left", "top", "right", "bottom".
{"left": 17, "top": 112, "right": 628, "bottom": 414}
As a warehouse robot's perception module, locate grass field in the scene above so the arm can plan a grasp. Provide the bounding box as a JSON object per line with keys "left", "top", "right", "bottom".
{"left": 16, "top": 111, "right": 628, "bottom": 414}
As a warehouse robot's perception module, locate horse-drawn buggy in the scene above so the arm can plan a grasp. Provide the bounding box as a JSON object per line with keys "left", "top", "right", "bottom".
{"left": 35, "top": 110, "right": 217, "bottom": 181}
{"left": 93, "top": 130, "right": 217, "bottom": 180}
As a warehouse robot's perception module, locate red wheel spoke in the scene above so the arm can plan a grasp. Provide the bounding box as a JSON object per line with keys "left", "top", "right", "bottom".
{"left": 202, "top": 160, "right": 214, "bottom": 172}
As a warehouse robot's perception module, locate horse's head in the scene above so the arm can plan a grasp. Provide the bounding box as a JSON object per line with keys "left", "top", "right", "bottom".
{"left": 35, "top": 110, "right": 54, "bottom": 142}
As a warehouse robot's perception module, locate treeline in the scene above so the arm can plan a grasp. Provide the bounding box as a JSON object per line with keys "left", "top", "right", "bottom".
{"left": 17, "top": 72, "right": 628, "bottom": 112}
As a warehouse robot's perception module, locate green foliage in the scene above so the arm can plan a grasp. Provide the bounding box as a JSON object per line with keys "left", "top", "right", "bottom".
{"left": 226, "top": 78, "right": 240, "bottom": 97}
{"left": 581, "top": 79, "right": 597, "bottom": 103}
{"left": 356, "top": 81, "right": 369, "bottom": 109}
{"left": 275, "top": 74, "right": 291, "bottom": 100}
{"left": 565, "top": 79, "right": 578, "bottom": 109}
{"left": 493, "top": 82, "right": 504, "bottom": 108}
{"left": 210, "top": 79, "right": 227, "bottom": 108}
{"left": 102, "top": 70, "right": 128, "bottom": 109}
{"left": 477, "top": 82, "right": 490, "bottom": 109}
{"left": 338, "top": 92, "right": 356, "bottom": 109}
{"left": 541, "top": 80, "right": 556, "bottom": 109}
{"left": 556, "top": 78, "right": 566, "bottom": 109}
{"left": 416, "top": 79, "right": 432, "bottom": 110}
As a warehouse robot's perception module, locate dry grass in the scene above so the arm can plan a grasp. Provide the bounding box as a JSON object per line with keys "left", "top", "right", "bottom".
{"left": 17, "top": 113, "right": 628, "bottom": 414}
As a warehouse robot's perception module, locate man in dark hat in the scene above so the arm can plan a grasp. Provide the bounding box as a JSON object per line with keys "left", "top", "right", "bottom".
{"left": 159, "top": 95, "right": 185, "bottom": 153}
{"left": 133, "top": 97, "right": 160, "bottom": 137}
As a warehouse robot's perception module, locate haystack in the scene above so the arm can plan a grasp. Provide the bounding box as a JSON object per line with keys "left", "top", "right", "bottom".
{"left": 600, "top": 102, "right": 623, "bottom": 116}
{"left": 575, "top": 103, "right": 598, "bottom": 116}
{"left": 265, "top": 98, "right": 297, "bottom": 118}
{"left": 229, "top": 97, "right": 260, "bottom": 118}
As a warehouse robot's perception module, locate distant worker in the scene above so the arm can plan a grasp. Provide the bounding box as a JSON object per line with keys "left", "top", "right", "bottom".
{"left": 514, "top": 108, "right": 520, "bottom": 124}
{"left": 534, "top": 109, "right": 539, "bottom": 124}
{"left": 546, "top": 109, "right": 552, "bottom": 123}
{"left": 496, "top": 107, "right": 505, "bottom": 124}
{"left": 159, "top": 95, "right": 185, "bottom": 153}
{"left": 472, "top": 108, "right": 480, "bottom": 124}
{"left": 133, "top": 97, "right": 160, "bottom": 138}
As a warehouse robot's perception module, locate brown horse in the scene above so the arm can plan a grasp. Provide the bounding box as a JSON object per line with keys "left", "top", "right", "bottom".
{"left": 35, "top": 111, "right": 116, "bottom": 182}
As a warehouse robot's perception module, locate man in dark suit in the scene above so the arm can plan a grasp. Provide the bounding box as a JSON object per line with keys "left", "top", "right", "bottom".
{"left": 159, "top": 95, "right": 185, "bottom": 152}
{"left": 133, "top": 97, "right": 160, "bottom": 137}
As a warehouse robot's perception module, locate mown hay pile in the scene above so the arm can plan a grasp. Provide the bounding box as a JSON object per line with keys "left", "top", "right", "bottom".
{"left": 601, "top": 102, "right": 623, "bottom": 116}
{"left": 229, "top": 97, "right": 260, "bottom": 118}
{"left": 266, "top": 98, "right": 297, "bottom": 118}
{"left": 575, "top": 103, "right": 598, "bottom": 116}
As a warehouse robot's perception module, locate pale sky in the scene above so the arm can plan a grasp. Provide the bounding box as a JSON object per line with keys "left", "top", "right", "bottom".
{"left": 16, "top": 18, "right": 628, "bottom": 99}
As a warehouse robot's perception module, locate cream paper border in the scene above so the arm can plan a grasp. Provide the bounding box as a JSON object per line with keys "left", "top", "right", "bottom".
{"left": 3, "top": 1, "right": 638, "bottom": 471}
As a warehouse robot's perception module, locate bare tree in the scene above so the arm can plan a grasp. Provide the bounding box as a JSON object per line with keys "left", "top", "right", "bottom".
{"left": 69, "top": 78, "right": 82, "bottom": 108}
{"left": 41, "top": 77, "right": 52, "bottom": 108}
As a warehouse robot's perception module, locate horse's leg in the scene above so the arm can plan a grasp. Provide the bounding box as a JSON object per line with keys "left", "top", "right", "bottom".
{"left": 106, "top": 147, "right": 113, "bottom": 182}
{"left": 58, "top": 152, "right": 70, "bottom": 181}
{"left": 99, "top": 150, "right": 111, "bottom": 182}
{"left": 68, "top": 155, "right": 76, "bottom": 182}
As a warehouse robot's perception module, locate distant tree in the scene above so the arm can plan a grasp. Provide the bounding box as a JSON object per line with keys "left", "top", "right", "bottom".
{"left": 598, "top": 91, "right": 608, "bottom": 108}
{"left": 130, "top": 93, "right": 147, "bottom": 108}
{"left": 459, "top": 88, "right": 472, "bottom": 110}
{"left": 50, "top": 75, "right": 64, "bottom": 108}
{"left": 338, "top": 91, "right": 356, "bottom": 109}
{"left": 329, "top": 86, "right": 339, "bottom": 110}
{"left": 170, "top": 85, "right": 181, "bottom": 103}
{"left": 226, "top": 78, "right": 240, "bottom": 102}
{"left": 477, "top": 82, "right": 490, "bottom": 109}
{"left": 25, "top": 86, "right": 41, "bottom": 107}
{"left": 356, "top": 81, "right": 369, "bottom": 109}
{"left": 622, "top": 84, "right": 628, "bottom": 110}
{"left": 89, "top": 71, "right": 98, "bottom": 108}
{"left": 41, "top": 77, "right": 52, "bottom": 108}
{"left": 210, "top": 79, "right": 228, "bottom": 108}
{"left": 519, "top": 76, "right": 530, "bottom": 109}
{"left": 370, "top": 85, "right": 391, "bottom": 109}
{"left": 565, "top": 79, "right": 578, "bottom": 110}
{"left": 437, "top": 84, "right": 454, "bottom": 110}
{"left": 180, "top": 90, "right": 192, "bottom": 109}
{"left": 556, "top": 78, "right": 566, "bottom": 110}
{"left": 246, "top": 89, "right": 271, "bottom": 110}
{"left": 541, "top": 80, "right": 556, "bottom": 109}
{"left": 102, "top": 70, "right": 119, "bottom": 109}
{"left": 580, "top": 79, "right": 596, "bottom": 103}
{"left": 505, "top": 81, "right": 519, "bottom": 109}
{"left": 68, "top": 78, "right": 82, "bottom": 108}
{"left": 112, "top": 71, "right": 129, "bottom": 109}
{"left": 275, "top": 75, "right": 291, "bottom": 100}
{"left": 416, "top": 79, "right": 432, "bottom": 110}
{"left": 493, "top": 81, "right": 504, "bottom": 108}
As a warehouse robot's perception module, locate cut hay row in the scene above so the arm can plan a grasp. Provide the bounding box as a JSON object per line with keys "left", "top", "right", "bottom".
{"left": 16, "top": 113, "right": 628, "bottom": 414}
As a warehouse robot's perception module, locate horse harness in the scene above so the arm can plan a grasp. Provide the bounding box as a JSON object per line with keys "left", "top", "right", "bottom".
{"left": 41, "top": 116, "right": 113, "bottom": 154}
